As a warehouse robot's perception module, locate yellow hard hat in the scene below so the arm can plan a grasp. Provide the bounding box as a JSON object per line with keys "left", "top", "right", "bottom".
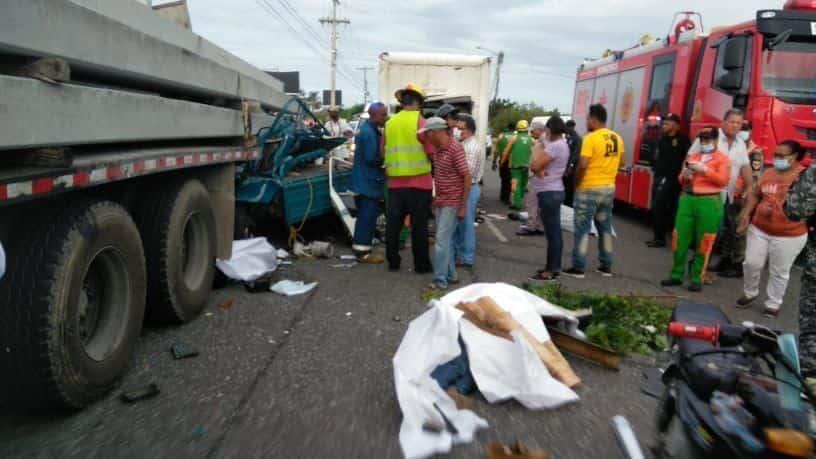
{"left": 395, "top": 82, "right": 425, "bottom": 103}
{"left": 516, "top": 120, "right": 529, "bottom": 131}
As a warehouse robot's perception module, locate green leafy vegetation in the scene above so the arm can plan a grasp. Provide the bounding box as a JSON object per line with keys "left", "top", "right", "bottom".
{"left": 527, "top": 284, "right": 672, "bottom": 355}
{"left": 420, "top": 289, "right": 446, "bottom": 304}
{"left": 488, "top": 99, "right": 561, "bottom": 135}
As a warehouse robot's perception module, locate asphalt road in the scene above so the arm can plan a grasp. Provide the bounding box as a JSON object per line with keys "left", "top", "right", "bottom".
{"left": 0, "top": 166, "right": 804, "bottom": 459}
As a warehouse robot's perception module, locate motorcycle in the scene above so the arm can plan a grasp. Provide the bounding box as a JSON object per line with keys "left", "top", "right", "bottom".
{"left": 652, "top": 302, "right": 816, "bottom": 458}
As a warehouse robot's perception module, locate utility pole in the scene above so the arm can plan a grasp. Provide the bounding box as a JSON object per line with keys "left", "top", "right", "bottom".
{"left": 493, "top": 51, "right": 504, "bottom": 102}
{"left": 356, "top": 66, "right": 373, "bottom": 104}
{"left": 320, "top": 0, "right": 350, "bottom": 108}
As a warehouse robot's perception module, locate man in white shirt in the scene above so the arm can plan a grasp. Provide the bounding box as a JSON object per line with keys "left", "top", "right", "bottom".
{"left": 688, "top": 108, "right": 753, "bottom": 277}
{"left": 453, "top": 114, "right": 484, "bottom": 268}
{"left": 324, "top": 106, "right": 347, "bottom": 138}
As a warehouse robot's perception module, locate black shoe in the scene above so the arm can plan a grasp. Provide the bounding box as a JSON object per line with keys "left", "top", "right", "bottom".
{"left": 736, "top": 294, "right": 758, "bottom": 308}
{"left": 562, "top": 268, "right": 586, "bottom": 279}
{"left": 688, "top": 283, "right": 703, "bottom": 292}
{"left": 708, "top": 260, "right": 731, "bottom": 273}
{"left": 414, "top": 266, "right": 432, "bottom": 275}
{"left": 661, "top": 279, "right": 682, "bottom": 287}
{"left": 646, "top": 240, "right": 666, "bottom": 248}
{"left": 388, "top": 265, "right": 400, "bottom": 272}
{"left": 596, "top": 267, "right": 613, "bottom": 277}
{"left": 516, "top": 228, "right": 544, "bottom": 236}
{"left": 718, "top": 268, "right": 743, "bottom": 279}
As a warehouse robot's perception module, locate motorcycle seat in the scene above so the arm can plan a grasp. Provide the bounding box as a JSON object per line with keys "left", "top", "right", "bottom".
{"left": 671, "top": 303, "right": 752, "bottom": 399}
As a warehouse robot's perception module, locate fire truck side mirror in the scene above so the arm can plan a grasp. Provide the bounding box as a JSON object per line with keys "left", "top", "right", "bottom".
{"left": 722, "top": 37, "right": 748, "bottom": 70}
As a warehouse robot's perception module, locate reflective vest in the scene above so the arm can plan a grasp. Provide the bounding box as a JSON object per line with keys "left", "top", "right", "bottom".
{"left": 384, "top": 110, "right": 431, "bottom": 177}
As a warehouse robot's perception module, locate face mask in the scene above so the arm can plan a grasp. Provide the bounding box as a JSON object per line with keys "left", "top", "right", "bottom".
{"left": 700, "top": 144, "right": 715, "bottom": 154}
{"left": 773, "top": 158, "right": 791, "bottom": 171}
{"left": 736, "top": 131, "right": 750, "bottom": 144}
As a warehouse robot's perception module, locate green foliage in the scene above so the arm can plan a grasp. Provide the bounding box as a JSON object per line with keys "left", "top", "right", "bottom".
{"left": 340, "top": 104, "right": 365, "bottom": 121}
{"left": 528, "top": 284, "right": 671, "bottom": 355}
{"left": 488, "top": 98, "right": 561, "bottom": 134}
{"left": 420, "top": 289, "right": 446, "bottom": 303}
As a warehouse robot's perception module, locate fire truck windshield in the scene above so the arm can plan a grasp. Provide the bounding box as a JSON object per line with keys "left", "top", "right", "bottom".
{"left": 761, "top": 39, "right": 816, "bottom": 105}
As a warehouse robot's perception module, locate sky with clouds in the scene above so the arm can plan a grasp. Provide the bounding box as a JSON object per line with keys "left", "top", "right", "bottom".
{"left": 182, "top": 0, "right": 776, "bottom": 112}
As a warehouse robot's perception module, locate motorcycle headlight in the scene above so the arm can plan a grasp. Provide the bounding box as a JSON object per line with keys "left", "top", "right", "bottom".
{"left": 764, "top": 428, "right": 814, "bottom": 458}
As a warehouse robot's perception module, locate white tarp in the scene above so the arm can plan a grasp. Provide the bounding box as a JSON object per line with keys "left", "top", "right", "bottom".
{"left": 393, "top": 283, "right": 580, "bottom": 459}
{"left": 215, "top": 238, "right": 278, "bottom": 282}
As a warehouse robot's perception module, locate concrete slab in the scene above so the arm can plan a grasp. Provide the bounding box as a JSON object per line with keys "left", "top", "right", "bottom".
{"left": 0, "top": 75, "right": 275, "bottom": 150}
{"left": 0, "top": 0, "right": 288, "bottom": 109}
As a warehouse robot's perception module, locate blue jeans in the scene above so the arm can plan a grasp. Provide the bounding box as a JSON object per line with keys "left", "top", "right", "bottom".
{"left": 352, "top": 195, "right": 380, "bottom": 253}
{"left": 572, "top": 187, "right": 615, "bottom": 272}
{"left": 538, "top": 191, "right": 564, "bottom": 273}
{"left": 433, "top": 207, "right": 459, "bottom": 288}
{"left": 454, "top": 184, "right": 481, "bottom": 266}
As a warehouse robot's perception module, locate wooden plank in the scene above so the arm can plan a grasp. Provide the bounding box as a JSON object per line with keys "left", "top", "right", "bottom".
{"left": 547, "top": 326, "right": 622, "bottom": 370}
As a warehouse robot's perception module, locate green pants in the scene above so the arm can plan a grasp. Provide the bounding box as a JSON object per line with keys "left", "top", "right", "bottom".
{"left": 670, "top": 194, "right": 723, "bottom": 285}
{"left": 511, "top": 168, "right": 528, "bottom": 209}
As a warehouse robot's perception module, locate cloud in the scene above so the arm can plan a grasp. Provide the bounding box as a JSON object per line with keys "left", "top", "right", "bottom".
{"left": 186, "top": 0, "right": 772, "bottom": 112}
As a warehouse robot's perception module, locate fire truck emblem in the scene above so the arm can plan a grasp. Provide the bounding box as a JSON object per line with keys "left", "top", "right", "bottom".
{"left": 621, "top": 83, "right": 634, "bottom": 124}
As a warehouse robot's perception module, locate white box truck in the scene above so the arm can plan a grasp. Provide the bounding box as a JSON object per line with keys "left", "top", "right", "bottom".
{"left": 377, "top": 52, "right": 492, "bottom": 149}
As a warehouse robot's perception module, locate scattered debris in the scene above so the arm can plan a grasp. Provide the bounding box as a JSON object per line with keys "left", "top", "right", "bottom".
{"left": 270, "top": 280, "right": 318, "bottom": 296}
{"left": 345, "top": 312, "right": 352, "bottom": 318}
{"left": 546, "top": 326, "right": 621, "bottom": 370}
{"left": 641, "top": 367, "right": 665, "bottom": 398}
{"left": 612, "top": 415, "right": 646, "bottom": 459}
{"left": 217, "top": 300, "right": 234, "bottom": 310}
{"left": 244, "top": 274, "right": 275, "bottom": 293}
{"left": 283, "top": 330, "right": 290, "bottom": 335}
{"left": 267, "top": 338, "right": 277, "bottom": 344}
{"left": 486, "top": 441, "right": 550, "bottom": 459}
{"left": 120, "top": 383, "right": 160, "bottom": 404}
{"left": 293, "top": 240, "right": 334, "bottom": 259}
{"left": 276, "top": 248, "right": 290, "bottom": 259}
{"left": 216, "top": 238, "right": 278, "bottom": 282}
{"left": 205, "top": 312, "right": 214, "bottom": 317}
{"left": 330, "top": 262, "right": 357, "bottom": 269}
{"left": 170, "top": 342, "right": 199, "bottom": 360}
{"left": 485, "top": 213, "right": 507, "bottom": 220}
{"left": 338, "top": 254, "right": 357, "bottom": 261}
{"left": 393, "top": 315, "right": 401, "bottom": 322}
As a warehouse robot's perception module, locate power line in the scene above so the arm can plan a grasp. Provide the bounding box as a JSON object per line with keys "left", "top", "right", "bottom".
{"left": 320, "top": 0, "right": 351, "bottom": 107}
{"left": 253, "top": 0, "right": 363, "bottom": 94}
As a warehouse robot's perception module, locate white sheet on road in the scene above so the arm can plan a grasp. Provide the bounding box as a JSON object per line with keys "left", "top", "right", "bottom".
{"left": 560, "top": 204, "right": 617, "bottom": 237}
{"left": 270, "top": 280, "right": 318, "bottom": 296}
{"left": 215, "top": 238, "right": 278, "bottom": 282}
{"left": 393, "top": 283, "right": 580, "bottom": 459}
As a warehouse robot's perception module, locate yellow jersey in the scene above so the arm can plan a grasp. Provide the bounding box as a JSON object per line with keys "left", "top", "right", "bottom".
{"left": 577, "top": 128, "right": 624, "bottom": 190}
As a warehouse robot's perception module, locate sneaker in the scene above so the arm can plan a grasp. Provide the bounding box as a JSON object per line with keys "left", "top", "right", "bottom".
{"left": 562, "top": 268, "right": 586, "bottom": 279}
{"left": 529, "top": 272, "right": 559, "bottom": 282}
{"left": 736, "top": 294, "right": 758, "bottom": 308}
{"left": 688, "top": 283, "right": 703, "bottom": 292}
{"left": 596, "top": 267, "right": 613, "bottom": 277}
{"left": 763, "top": 305, "right": 780, "bottom": 317}
{"left": 516, "top": 228, "right": 544, "bottom": 236}
{"left": 661, "top": 279, "right": 683, "bottom": 287}
{"left": 356, "top": 253, "right": 385, "bottom": 264}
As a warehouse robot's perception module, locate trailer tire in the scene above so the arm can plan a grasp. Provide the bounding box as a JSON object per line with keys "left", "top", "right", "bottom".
{"left": 0, "top": 200, "right": 146, "bottom": 409}
{"left": 137, "top": 179, "right": 216, "bottom": 323}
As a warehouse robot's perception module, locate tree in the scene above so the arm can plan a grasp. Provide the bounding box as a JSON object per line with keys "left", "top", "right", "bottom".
{"left": 488, "top": 99, "right": 561, "bottom": 134}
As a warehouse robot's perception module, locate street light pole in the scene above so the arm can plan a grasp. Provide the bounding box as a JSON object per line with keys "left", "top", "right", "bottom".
{"left": 320, "top": 0, "right": 350, "bottom": 108}
{"left": 476, "top": 46, "right": 504, "bottom": 103}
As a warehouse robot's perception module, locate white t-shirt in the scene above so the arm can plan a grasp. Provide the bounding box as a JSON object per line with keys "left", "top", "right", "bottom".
{"left": 325, "top": 119, "right": 348, "bottom": 138}
{"left": 688, "top": 128, "right": 748, "bottom": 201}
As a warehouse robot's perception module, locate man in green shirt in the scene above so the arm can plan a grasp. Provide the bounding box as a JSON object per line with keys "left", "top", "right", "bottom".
{"left": 501, "top": 120, "right": 534, "bottom": 209}
{"left": 494, "top": 122, "right": 515, "bottom": 205}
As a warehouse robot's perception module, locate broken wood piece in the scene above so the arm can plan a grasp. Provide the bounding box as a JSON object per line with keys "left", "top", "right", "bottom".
{"left": 456, "top": 297, "right": 581, "bottom": 388}
{"left": 0, "top": 57, "right": 70, "bottom": 84}
{"left": 486, "top": 441, "right": 550, "bottom": 459}
{"left": 546, "top": 326, "right": 621, "bottom": 370}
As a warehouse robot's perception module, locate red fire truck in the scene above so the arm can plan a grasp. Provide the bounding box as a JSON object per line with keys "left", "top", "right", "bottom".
{"left": 571, "top": 1, "right": 816, "bottom": 210}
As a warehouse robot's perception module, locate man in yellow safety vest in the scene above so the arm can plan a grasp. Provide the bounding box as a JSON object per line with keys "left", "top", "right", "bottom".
{"left": 384, "top": 83, "right": 434, "bottom": 273}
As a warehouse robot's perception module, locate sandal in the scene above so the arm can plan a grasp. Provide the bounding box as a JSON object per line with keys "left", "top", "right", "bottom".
{"left": 529, "top": 272, "right": 559, "bottom": 282}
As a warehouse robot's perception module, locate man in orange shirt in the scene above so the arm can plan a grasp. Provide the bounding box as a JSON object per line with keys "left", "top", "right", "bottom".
{"left": 661, "top": 127, "right": 731, "bottom": 291}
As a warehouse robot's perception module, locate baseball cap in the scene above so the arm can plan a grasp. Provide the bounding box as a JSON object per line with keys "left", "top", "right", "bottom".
{"left": 417, "top": 117, "right": 448, "bottom": 134}
{"left": 663, "top": 113, "right": 681, "bottom": 123}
